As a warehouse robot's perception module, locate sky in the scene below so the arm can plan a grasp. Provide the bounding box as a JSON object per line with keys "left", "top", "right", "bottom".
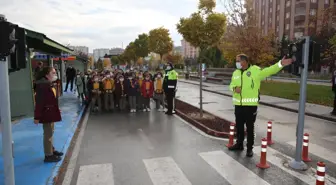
{"left": 0, "top": 0, "right": 225, "bottom": 52}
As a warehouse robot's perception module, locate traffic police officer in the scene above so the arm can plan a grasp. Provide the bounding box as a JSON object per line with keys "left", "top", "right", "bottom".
{"left": 228, "top": 54, "right": 293, "bottom": 157}
{"left": 163, "top": 62, "right": 178, "bottom": 115}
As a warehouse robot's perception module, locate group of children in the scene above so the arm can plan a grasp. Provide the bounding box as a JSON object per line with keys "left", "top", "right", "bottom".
{"left": 74, "top": 68, "right": 169, "bottom": 113}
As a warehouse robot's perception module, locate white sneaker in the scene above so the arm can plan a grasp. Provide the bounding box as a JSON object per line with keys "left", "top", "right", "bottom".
{"left": 159, "top": 108, "right": 164, "bottom": 112}
{"left": 130, "top": 110, "right": 133, "bottom": 113}
{"left": 143, "top": 109, "right": 147, "bottom": 112}
{"left": 133, "top": 109, "right": 137, "bottom": 113}
{"left": 147, "top": 108, "right": 151, "bottom": 112}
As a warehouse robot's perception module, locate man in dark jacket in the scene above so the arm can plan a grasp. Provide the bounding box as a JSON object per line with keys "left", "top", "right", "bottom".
{"left": 64, "top": 65, "right": 76, "bottom": 92}
{"left": 163, "top": 62, "right": 178, "bottom": 115}
{"left": 332, "top": 69, "right": 336, "bottom": 115}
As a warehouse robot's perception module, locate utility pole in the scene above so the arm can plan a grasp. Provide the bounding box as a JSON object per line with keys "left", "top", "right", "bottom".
{"left": 0, "top": 14, "right": 17, "bottom": 185}
{"left": 289, "top": 36, "right": 310, "bottom": 171}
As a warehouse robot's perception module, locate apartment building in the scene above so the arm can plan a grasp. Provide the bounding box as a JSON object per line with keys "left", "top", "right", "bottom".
{"left": 109, "top": 48, "right": 124, "bottom": 55}
{"left": 253, "top": 0, "right": 335, "bottom": 40}
{"left": 68, "top": 46, "right": 89, "bottom": 55}
{"left": 181, "top": 39, "right": 199, "bottom": 59}
{"left": 93, "top": 48, "right": 110, "bottom": 62}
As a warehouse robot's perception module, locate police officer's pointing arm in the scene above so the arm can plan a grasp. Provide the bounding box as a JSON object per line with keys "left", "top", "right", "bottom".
{"left": 258, "top": 57, "right": 294, "bottom": 80}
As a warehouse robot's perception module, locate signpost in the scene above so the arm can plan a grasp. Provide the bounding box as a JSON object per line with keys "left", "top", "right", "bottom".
{"left": 199, "top": 63, "right": 206, "bottom": 117}
{"left": 289, "top": 36, "right": 310, "bottom": 171}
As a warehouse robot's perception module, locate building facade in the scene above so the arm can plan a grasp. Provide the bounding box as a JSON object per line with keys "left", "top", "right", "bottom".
{"left": 109, "top": 48, "right": 124, "bottom": 55}
{"left": 93, "top": 48, "right": 110, "bottom": 62}
{"left": 181, "top": 39, "right": 199, "bottom": 59}
{"left": 253, "top": 0, "right": 335, "bottom": 40}
{"left": 68, "top": 46, "right": 89, "bottom": 55}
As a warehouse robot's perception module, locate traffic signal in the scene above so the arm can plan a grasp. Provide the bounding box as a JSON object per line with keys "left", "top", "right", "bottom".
{"left": 308, "top": 41, "right": 321, "bottom": 67}
{"left": 287, "top": 40, "right": 304, "bottom": 76}
{"left": 0, "top": 21, "right": 18, "bottom": 56}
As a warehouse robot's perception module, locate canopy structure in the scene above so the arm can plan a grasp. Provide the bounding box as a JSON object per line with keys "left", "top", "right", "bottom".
{"left": 25, "top": 29, "right": 73, "bottom": 55}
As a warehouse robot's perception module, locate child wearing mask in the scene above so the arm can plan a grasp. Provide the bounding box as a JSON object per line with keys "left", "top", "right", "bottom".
{"left": 126, "top": 73, "right": 139, "bottom": 113}
{"left": 102, "top": 73, "right": 115, "bottom": 111}
{"left": 141, "top": 74, "right": 154, "bottom": 112}
{"left": 115, "top": 75, "right": 127, "bottom": 111}
{"left": 137, "top": 73, "right": 144, "bottom": 111}
{"left": 91, "top": 75, "right": 103, "bottom": 112}
{"left": 153, "top": 72, "right": 164, "bottom": 111}
{"left": 75, "top": 72, "right": 86, "bottom": 103}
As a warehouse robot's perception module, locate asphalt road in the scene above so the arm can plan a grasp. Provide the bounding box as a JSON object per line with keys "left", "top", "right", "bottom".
{"left": 66, "top": 102, "right": 336, "bottom": 185}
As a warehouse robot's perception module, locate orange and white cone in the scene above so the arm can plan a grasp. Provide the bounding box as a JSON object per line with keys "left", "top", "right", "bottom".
{"left": 256, "top": 138, "right": 270, "bottom": 169}
{"left": 302, "top": 133, "right": 312, "bottom": 162}
{"left": 316, "top": 162, "right": 326, "bottom": 185}
{"left": 226, "top": 123, "right": 235, "bottom": 148}
{"left": 266, "top": 121, "right": 274, "bottom": 145}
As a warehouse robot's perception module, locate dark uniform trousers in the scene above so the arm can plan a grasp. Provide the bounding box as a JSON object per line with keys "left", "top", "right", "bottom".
{"left": 234, "top": 105, "right": 257, "bottom": 150}
{"left": 166, "top": 91, "right": 175, "bottom": 113}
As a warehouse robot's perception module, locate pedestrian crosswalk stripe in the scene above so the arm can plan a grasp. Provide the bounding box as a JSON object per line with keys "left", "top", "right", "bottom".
{"left": 254, "top": 146, "right": 317, "bottom": 184}
{"left": 287, "top": 141, "right": 336, "bottom": 164}
{"left": 143, "top": 157, "right": 192, "bottom": 185}
{"left": 76, "top": 163, "right": 114, "bottom": 185}
{"left": 199, "top": 150, "right": 270, "bottom": 185}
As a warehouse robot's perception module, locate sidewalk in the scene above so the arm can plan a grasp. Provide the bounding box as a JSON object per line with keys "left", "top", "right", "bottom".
{"left": 0, "top": 92, "right": 86, "bottom": 185}
{"left": 175, "top": 82, "right": 336, "bottom": 152}
{"left": 179, "top": 79, "right": 335, "bottom": 122}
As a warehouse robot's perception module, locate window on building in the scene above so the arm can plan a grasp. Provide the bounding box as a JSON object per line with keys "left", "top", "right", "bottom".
{"left": 310, "top": 9, "right": 316, "bottom": 15}
{"left": 277, "top": 5, "right": 280, "bottom": 10}
{"left": 325, "top": 0, "right": 329, "bottom": 4}
{"left": 286, "top": 1, "right": 291, "bottom": 7}
{"left": 286, "top": 24, "right": 289, "bottom": 30}
{"left": 276, "top": 26, "right": 279, "bottom": 32}
{"left": 311, "top": 0, "right": 317, "bottom": 3}
{"left": 269, "top": 17, "right": 272, "bottom": 23}
{"left": 262, "top": 21, "right": 265, "bottom": 25}
{"left": 270, "top": 8, "right": 273, "bottom": 13}
{"left": 270, "top": 0, "right": 272, "bottom": 3}
{"left": 286, "top": 12, "right": 290, "bottom": 19}
{"left": 277, "top": 15, "right": 279, "bottom": 21}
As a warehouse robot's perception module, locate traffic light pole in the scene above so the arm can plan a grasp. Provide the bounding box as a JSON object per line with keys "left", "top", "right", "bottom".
{"left": 289, "top": 36, "right": 310, "bottom": 171}
{"left": 0, "top": 56, "right": 15, "bottom": 184}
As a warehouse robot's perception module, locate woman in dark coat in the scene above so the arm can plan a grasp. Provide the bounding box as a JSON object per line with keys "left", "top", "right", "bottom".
{"left": 34, "top": 67, "right": 63, "bottom": 162}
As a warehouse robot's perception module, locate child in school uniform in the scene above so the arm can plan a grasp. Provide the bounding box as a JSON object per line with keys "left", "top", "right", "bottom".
{"left": 126, "top": 72, "right": 139, "bottom": 113}
{"left": 141, "top": 74, "right": 154, "bottom": 112}
{"left": 102, "top": 73, "right": 115, "bottom": 111}
{"left": 91, "top": 75, "right": 103, "bottom": 112}
{"left": 115, "top": 75, "right": 127, "bottom": 111}
{"left": 153, "top": 72, "right": 164, "bottom": 111}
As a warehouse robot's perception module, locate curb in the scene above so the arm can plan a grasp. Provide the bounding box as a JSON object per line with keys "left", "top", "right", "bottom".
{"left": 174, "top": 99, "right": 231, "bottom": 138}
{"left": 47, "top": 104, "right": 89, "bottom": 185}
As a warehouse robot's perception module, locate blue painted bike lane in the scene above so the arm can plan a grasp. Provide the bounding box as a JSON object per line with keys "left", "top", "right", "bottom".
{"left": 0, "top": 92, "right": 86, "bottom": 185}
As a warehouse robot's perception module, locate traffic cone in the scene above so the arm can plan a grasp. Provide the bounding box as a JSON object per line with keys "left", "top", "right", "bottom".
{"left": 302, "top": 133, "right": 312, "bottom": 162}
{"left": 316, "top": 162, "right": 326, "bottom": 185}
{"left": 226, "top": 123, "right": 235, "bottom": 148}
{"left": 266, "top": 121, "right": 274, "bottom": 145}
{"left": 256, "top": 138, "right": 270, "bottom": 169}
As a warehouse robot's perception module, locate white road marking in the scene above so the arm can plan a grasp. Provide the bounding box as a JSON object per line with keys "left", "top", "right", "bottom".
{"left": 199, "top": 150, "right": 270, "bottom": 185}
{"left": 287, "top": 141, "right": 336, "bottom": 164}
{"left": 76, "top": 163, "right": 114, "bottom": 185}
{"left": 62, "top": 104, "right": 91, "bottom": 185}
{"left": 143, "top": 157, "right": 192, "bottom": 185}
{"left": 323, "top": 136, "right": 336, "bottom": 142}
{"left": 254, "top": 146, "right": 336, "bottom": 185}
{"left": 137, "top": 128, "right": 154, "bottom": 150}
{"left": 173, "top": 114, "right": 229, "bottom": 141}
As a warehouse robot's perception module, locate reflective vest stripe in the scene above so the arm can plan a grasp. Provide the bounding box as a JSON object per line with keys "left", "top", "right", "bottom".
{"left": 232, "top": 97, "right": 258, "bottom": 103}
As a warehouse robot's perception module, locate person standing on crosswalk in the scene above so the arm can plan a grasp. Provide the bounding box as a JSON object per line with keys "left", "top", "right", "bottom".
{"left": 163, "top": 62, "right": 178, "bottom": 115}
{"left": 228, "top": 54, "right": 293, "bottom": 157}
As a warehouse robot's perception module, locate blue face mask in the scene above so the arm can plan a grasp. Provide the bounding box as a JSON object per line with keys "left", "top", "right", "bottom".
{"left": 236, "top": 62, "right": 242, "bottom": 69}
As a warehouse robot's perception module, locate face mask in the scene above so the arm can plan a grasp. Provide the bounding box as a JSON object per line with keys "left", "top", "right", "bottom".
{"left": 145, "top": 77, "right": 149, "bottom": 80}
{"left": 85, "top": 75, "right": 88, "bottom": 78}
{"left": 126, "top": 70, "right": 129, "bottom": 73}
{"left": 77, "top": 75, "right": 80, "bottom": 78}
{"left": 106, "top": 75, "right": 111, "bottom": 78}
{"left": 52, "top": 75, "right": 58, "bottom": 81}
{"left": 157, "top": 75, "right": 161, "bottom": 78}
{"left": 166, "top": 66, "right": 171, "bottom": 70}
{"left": 94, "top": 78, "right": 98, "bottom": 82}
{"left": 236, "top": 62, "right": 242, "bottom": 69}
{"left": 120, "top": 78, "right": 124, "bottom": 81}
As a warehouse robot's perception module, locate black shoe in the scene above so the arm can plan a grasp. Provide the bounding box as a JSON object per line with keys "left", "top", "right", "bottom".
{"left": 44, "top": 155, "right": 62, "bottom": 163}
{"left": 53, "top": 150, "right": 64, "bottom": 156}
{"left": 228, "top": 144, "right": 244, "bottom": 151}
{"left": 246, "top": 150, "right": 253, "bottom": 157}
{"left": 165, "top": 111, "right": 173, "bottom": 115}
